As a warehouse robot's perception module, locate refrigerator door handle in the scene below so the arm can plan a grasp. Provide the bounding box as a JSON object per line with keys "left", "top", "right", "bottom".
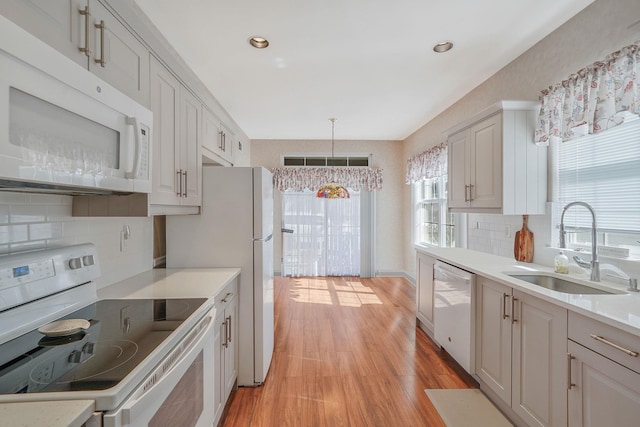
{"left": 254, "top": 234, "right": 273, "bottom": 243}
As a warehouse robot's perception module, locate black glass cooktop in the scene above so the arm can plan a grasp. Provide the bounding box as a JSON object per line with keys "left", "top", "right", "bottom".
{"left": 0, "top": 298, "right": 206, "bottom": 394}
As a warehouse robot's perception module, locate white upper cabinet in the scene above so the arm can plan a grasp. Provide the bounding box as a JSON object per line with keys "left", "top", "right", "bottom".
{"left": 149, "top": 57, "right": 201, "bottom": 211}
{"left": 0, "top": 0, "right": 149, "bottom": 107}
{"left": 446, "top": 101, "right": 547, "bottom": 214}
{"left": 202, "top": 106, "right": 234, "bottom": 165}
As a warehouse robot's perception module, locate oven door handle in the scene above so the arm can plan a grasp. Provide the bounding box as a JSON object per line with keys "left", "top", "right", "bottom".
{"left": 104, "top": 307, "right": 215, "bottom": 425}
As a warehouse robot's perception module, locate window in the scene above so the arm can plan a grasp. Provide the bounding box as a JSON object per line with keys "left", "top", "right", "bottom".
{"left": 413, "top": 176, "right": 462, "bottom": 247}
{"left": 281, "top": 189, "right": 361, "bottom": 276}
{"left": 282, "top": 155, "right": 370, "bottom": 167}
{"left": 554, "top": 113, "right": 640, "bottom": 259}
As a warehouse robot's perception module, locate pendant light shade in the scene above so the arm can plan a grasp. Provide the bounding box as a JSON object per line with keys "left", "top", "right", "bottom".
{"left": 317, "top": 183, "right": 350, "bottom": 199}
{"left": 317, "top": 118, "right": 350, "bottom": 199}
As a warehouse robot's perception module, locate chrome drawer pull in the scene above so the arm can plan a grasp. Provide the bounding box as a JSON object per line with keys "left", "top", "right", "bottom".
{"left": 567, "top": 353, "right": 576, "bottom": 390}
{"left": 590, "top": 334, "right": 639, "bottom": 357}
{"left": 221, "top": 292, "right": 233, "bottom": 303}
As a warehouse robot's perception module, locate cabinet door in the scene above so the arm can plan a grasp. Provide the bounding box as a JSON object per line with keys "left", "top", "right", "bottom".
{"left": 416, "top": 253, "right": 435, "bottom": 333}
{"left": 469, "top": 114, "right": 502, "bottom": 208}
{"left": 224, "top": 295, "right": 239, "bottom": 400}
{"left": 212, "top": 309, "right": 225, "bottom": 426}
{"left": 202, "top": 106, "right": 222, "bottom": 157}
{"left": 179, "top": 88, "right": 202, "bottom": 206}
{"left": 0, "top": 0, "right": 88, "bottom": 68}
{"left": 89, "top": 0, "right": 149, "bottom": 107}
{"left": 568, "top": 340, "right": 640, "bottom": 427}
{"left": 512, "top": 290, "right": 567, "bottom": 427}
{"left": 475, "top": 277, "right": 512, "bottom": 403}
{"left": 447, "top": 129, "right": 469, "bottom": 209}
{"left": 149, "top": 57, "right": 180, "bottom": 205}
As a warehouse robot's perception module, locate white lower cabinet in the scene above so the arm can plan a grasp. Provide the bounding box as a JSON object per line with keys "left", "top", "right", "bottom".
{"left": 213, "top": 280, "right": 238, "bottom": 426}
{"left": 475, "top": 276, "right": 567, "bottom": 427}
{"left": 568, "top": 312, "right": 640, "bottom": 427}
{"left": 415, "top": 252, "right": 436, "bottom": 335}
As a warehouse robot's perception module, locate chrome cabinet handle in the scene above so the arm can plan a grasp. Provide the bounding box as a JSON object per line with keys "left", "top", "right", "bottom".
{"left": 464, "top": 185, "right": 469, "bottom": 202}
{"left": 511, "top": 296, "right": 518, "bottom": 324}
{"left": 226, "top": 315, "right": 232, "bottom": 344}
{"left": 567, "top": 353, "right": 576, "bottom": 390}
{"left": 590, "top": 334, "right": 639, "bottom": 357}
{"left": 502, "top": 293, "right": 510, "bottom": 319}
{"left": 469, "top": 184, "right": 474, "bottom": 201}
{"left": 94, "top": 20, "right": 106, "bottom": 67}
{"left": 182, "top": 171, "right": 187, "bottom": 197}
{"left": 222, "top": 320, "right": 228, "bottom": 348}
{"left": 176, "top": 169, "right": 182, "bottom": 197}
{"left": 78, "top": 5, "right": 90, "bottom": 56}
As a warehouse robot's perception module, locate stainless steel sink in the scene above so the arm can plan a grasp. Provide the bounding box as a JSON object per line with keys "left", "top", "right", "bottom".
{"left": 508, "top": 274, "right": 618, "bottom": 295}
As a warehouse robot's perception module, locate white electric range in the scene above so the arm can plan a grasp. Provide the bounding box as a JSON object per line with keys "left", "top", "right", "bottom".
{"left": 0, "top": 244, "right": 216, "bottom": 426}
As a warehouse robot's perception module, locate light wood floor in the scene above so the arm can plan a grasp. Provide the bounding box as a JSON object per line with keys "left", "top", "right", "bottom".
{"left": 221, "top": 276, "right": 477, "bottom": 426}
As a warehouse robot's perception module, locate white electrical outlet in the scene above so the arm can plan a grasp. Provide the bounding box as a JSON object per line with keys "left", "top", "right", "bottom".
{"left": 505, "top": 225, "right": 511, "bottom": 238}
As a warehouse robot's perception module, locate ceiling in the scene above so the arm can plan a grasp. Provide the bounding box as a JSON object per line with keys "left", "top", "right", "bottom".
{"left": 134, "top": 0, "right": 593, "bottom": 141}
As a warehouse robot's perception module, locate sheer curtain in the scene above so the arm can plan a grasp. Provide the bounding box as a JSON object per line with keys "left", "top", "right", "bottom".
{"left": 282, "top": 189, "right": 360, "bottom": 277}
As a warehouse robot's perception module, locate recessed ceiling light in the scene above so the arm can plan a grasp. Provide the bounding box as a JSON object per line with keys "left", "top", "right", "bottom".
{"left": 249, "top": 36, "right": 269, "bottom": 49}
{"left": 433, "top": 41, "right": 454, "bottom": 53}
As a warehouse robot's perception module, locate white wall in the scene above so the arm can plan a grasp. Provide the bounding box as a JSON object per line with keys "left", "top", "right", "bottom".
{"left": 250, "top": 138, "right": 405, "bottom": 276}
{"left": 0, "top": 193, "right": 152, "bottom": 288}
{"left": 403, "top": 0, "right": 640, "bottom": 278}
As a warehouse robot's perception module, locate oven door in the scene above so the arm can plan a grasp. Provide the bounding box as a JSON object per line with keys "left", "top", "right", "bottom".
{"left": 102, "top": 308, "right": 215, "bottom": 427}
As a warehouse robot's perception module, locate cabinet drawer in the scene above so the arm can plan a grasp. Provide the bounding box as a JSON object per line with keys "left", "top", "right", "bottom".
{"left": 568, "top": 312, "right": 640, "bottom": 374}
{"left": 214, "top": 279, "right": 238, "bottom": 312}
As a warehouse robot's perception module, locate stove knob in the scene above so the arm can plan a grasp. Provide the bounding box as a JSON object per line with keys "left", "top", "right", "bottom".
{"left": 68, "top": 350, "right": 82, "bottom": 364}
{"left": 82, "top": 255, "right": 95, "bottom": 266}
{"left": 68, "top": 258, "right": 82, "bottom": 270}
{"left": 82, "top": 342, "right": 95, "bottom": 355}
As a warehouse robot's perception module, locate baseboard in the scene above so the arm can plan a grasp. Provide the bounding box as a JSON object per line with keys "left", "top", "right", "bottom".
{"left": 375, "top": 270, "right": 415, "bottom": 284}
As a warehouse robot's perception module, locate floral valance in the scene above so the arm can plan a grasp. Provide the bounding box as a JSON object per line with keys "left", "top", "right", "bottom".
{"left": 272, "top": 167, "right": 383, "bottom": 192}
{"left": 535, "top": 43, "right": 640, "bottom": 144}
{"left": 405, "top": 142, "right": 447, "bottom": 184}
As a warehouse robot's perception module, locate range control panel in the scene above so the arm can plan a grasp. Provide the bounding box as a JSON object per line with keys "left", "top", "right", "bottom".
{"left": 0, "top": 244, "right": 100, "bottom": 312}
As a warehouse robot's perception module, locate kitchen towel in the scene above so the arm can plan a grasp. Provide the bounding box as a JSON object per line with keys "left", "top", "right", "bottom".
{"left": 424, "top": 389, "right": 513, "bottom": 427}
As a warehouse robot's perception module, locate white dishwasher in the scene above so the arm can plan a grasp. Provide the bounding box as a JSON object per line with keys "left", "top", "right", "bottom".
{"left": 434, "top": 260, "right": 475, "bottom": 374}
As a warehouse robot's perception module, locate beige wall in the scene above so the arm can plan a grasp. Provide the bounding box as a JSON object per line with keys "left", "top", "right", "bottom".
{"left": 402, "top": 0, "right": 640, "bottom": 277}
{"left": 250, "top": 139, "right": 404, "bottom": 275}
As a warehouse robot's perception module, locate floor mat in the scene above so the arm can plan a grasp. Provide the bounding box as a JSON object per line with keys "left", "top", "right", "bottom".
{"left": 425, "top": 389, "right": 513, "bottom": 427}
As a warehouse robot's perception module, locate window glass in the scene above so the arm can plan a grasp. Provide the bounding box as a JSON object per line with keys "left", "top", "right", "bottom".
{"left": 413, "top": 175, "right": 461, "bottom": 248}
{"left": 554, "top": 114, "right": 640, "bottom": 259}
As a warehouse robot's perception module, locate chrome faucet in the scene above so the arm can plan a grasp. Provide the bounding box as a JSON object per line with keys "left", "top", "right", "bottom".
{"left": 559, "top": 201, "right": 600, "bottom": 282}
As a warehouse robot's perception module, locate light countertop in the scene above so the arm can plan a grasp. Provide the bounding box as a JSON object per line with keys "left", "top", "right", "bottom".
{"left": 98, "top": 268, "right": 241, "bottom": 300}
{"left": 415, "top": 246, "right": 640, "bottom": 337}
{"left": 0, "top": 400, "right": 94, "bottom": 427}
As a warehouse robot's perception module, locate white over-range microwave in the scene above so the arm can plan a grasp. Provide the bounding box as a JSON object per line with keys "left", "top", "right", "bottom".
{"left": 0, "top": 15, "right": 152, "bottom": 195}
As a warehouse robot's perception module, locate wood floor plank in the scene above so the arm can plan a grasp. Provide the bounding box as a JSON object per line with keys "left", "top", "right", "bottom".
{"left": 221, "top": 276, "right": 477, "bottom": 426}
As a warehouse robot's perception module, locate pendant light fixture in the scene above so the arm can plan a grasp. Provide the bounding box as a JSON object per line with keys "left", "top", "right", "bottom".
{"left": 317, "top": 118, "right": 350, "bottom": 199}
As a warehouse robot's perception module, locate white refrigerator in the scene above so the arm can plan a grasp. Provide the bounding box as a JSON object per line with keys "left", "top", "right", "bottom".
{"left": 166, "top": 166, "right": 274, "bottom": 386}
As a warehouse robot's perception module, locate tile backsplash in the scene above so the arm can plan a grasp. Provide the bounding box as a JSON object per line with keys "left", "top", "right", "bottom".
{"left": 467, "top": 212, "right": 552, "bottom": 264}
{"left": 0, "top": 192, "right": 152, "bottom": 288}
